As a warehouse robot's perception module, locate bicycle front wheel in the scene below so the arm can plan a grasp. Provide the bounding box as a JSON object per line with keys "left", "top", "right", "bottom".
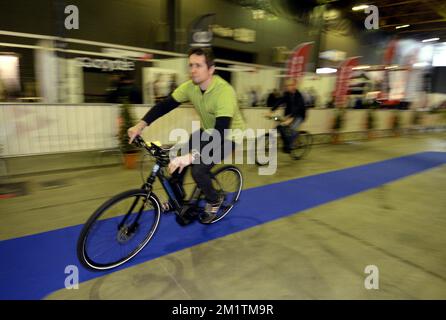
{"left": 77, "top": 189, "right": 162, "bottom": 270}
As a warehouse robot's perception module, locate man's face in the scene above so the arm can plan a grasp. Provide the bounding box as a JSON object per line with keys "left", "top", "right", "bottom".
{"left": 285, "top": 79, "right": 297, "bottom": 93}
{"left": 189, "top": 54, "right": 214, "bottom": 85}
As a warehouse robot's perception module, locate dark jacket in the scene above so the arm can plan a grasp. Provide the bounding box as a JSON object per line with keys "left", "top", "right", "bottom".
{"left": 266, "top": 92, "right": 278, "bottom": 108}
{"left": 271, "top": 90, "right": 307, "bottom": 120}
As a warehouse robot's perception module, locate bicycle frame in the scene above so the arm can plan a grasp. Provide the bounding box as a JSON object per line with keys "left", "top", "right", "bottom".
{"left": 256, "top": 116, "right": 312, "bottom": 163}
{"left": 119, "top": 136, "right": 241, "bottom": 229}
{"left": 131, "top": 136, "right": 205, "bottom": 216}
{"left": 263, "top": 116, "right": 297, "bottom": 146}
{"left": 142, "top": 161, "right": 201, "bottom": 214}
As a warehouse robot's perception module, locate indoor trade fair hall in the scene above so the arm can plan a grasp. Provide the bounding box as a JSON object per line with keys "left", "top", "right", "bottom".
{"left": 0, "top": 0, "right": 445, "bottom": 301}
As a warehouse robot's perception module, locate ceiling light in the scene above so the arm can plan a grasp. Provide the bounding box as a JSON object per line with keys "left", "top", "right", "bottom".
{"left": 422, "top": 38, "right": 440, "bottom": 43}
{"left": 395, "top": 24, "right": 410, "bottom": 29}
{"left": 352, "top": 5, "right": 370, "bottom": 11}
{"left": 413, "top": 62, "right": 430, "bottom": 68}
{"left": 352, "top": 65, "right": 371, "bottom": 70}
{"left": 316, "top": 68, "right": 337, "bottom": 74}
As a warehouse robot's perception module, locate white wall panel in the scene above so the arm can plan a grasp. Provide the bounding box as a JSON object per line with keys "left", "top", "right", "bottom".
{"left": 0, "top": 106, "right": 8, "bottom": 155}
{"left": 1, "top": 104, "right": 444, "bottom": 157}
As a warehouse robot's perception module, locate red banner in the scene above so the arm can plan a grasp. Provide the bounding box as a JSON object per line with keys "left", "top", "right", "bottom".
{"left": 379, "top": 39, "right": 398, "bottom": 100}
{"left": 333, "top": 56, "right": 360, "bottom": 107}
{"left": 383, "top": 38, "right": 397, "bottom": 65}
{"left": 286, "top": 42, "right": 313, "bottom": 87}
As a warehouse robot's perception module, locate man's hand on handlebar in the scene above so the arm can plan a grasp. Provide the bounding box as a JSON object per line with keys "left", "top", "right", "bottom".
{"left": 265, "top": 110, "right": 274, "bottom": 118}
{"left": 281, "top": 117, "right": 294, "bottom": 126}
{"left": 168, "top": 154, "right": 193, "bottom": 174}
{"left": 128, "top": 120, "right": 148, "bottom": 144}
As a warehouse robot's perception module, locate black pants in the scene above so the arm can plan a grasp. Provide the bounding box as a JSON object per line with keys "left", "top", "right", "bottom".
{"left": 169, "top": 130, "right": 235, "bottom": 204}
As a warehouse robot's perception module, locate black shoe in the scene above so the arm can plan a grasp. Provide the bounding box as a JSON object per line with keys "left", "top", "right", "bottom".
{"left": 200, "top": 194, "right": 224, "bottom": 224}
{"left": 176, "top": 205, "right": 197, "bottom": 226}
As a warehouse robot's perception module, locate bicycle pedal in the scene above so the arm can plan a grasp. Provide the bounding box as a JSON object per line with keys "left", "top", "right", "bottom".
{"left": 176, "top": 215, "right": 193, "bottom": 226}
{"left": 161, "top": 201, "right": 172, "bottom": 212}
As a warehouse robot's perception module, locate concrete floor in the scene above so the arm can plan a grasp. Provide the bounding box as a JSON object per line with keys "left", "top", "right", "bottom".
{"left": 1, "top": 133, "right": 445, "bottom": 299}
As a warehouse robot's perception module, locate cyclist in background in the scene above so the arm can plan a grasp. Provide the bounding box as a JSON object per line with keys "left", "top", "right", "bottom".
{"left": 267, "top": 79, "right": 307, "bottom": 153}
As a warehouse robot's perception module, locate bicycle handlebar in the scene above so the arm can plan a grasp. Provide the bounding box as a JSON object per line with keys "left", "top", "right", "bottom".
{"left": 133, "top": 136, "right": 169, "bottom": 158}
{"left": 265, "top": 115, "right": 284, "bottom": 122}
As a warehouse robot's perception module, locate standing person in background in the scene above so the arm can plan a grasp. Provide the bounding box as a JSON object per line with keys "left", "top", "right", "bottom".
{"left": 0, "top": 78, "right": 5, "bottom": 102}
{"left": 105, "top": 73, "right": 121, "bottom": 103}
{"left": 153, "top": 74, "right": 163, "bottom": 104}
{"left": 117, "top": 73, "right": 142, "bottom": 104}
{"left": 169, "top": 74, "right": 178, "bottom": 95}
{"left": 249, "top": 87, "right": 259, "bottom": 107}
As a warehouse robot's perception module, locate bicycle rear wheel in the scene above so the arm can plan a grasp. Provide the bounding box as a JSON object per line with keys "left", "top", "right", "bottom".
{"left": 209, "top": 165, "right": 243, "bottom": 223}
{"left": 77, "top": 189, "right": 161, "bottom": 270}
{"left": 290, "top": 131, "right": 312, "bottom": 160}
{"left": 191, "top": 165, "right": 243, "bottom": 223}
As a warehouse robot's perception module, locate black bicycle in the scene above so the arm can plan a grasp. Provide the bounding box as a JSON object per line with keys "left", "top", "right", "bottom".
{"left": 77, "top": 136, "right": 243, "bottom": 270}
{"left": 255, "top": 116, "right": 312, "bottom": 166}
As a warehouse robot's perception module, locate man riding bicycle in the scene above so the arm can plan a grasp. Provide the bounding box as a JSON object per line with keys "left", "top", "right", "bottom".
{"left": 267, "top": 79, "right": 307, "bottom": 153}
{"left": 128, "top": 47, "right": 245, "bottom": 223}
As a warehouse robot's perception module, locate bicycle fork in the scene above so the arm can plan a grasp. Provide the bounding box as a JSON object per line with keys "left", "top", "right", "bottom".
{"left": 117, "top": 164, "right": 159, "bottom": 231}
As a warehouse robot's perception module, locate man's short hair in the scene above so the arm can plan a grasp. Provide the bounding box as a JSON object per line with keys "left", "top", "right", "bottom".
{"left": 188, "top": 47, "right": 215, "bottom": 68}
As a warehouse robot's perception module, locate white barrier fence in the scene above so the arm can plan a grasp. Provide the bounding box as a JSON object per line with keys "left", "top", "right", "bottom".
{"left": 0, "top": 104, "right": 445, "bottom": 157}
{"left": 0, "top": 104, "right": 119, "bottom": 156}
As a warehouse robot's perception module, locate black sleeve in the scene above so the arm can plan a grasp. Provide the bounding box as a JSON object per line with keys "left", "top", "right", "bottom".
{"left": 214, "top": 116, "right": 232, "bottom": 139}
{"left": 202, "top": 116, "right": 232, "bottom": 148}
{"left": 191, "top": 117, "right": 232, "bottom": 153}
{"left": 266, "top": 95, "right": 273, "bottom": 108}
{"left": 271, "top": 95, "right": 285, "bottom": 111}
{"left": 141, "top": 95, "right": 181, "bottom": 125}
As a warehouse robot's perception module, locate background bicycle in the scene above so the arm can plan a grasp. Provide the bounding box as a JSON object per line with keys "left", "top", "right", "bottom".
{"left": 255, "top": 115, "right": 313, "bottom": 166}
